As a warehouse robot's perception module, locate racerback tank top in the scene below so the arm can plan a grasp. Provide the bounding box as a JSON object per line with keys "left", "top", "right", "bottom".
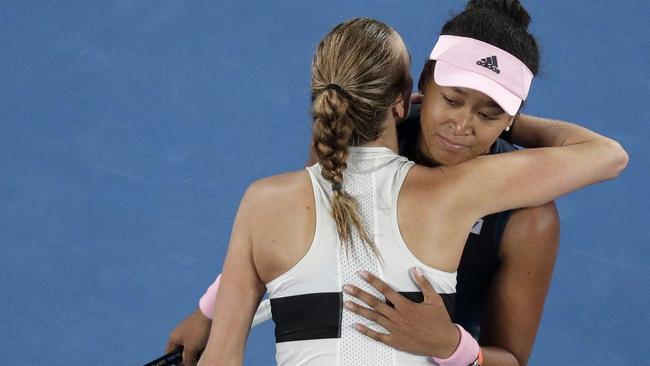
{"left": 266, "top": 146, "right": 457, "bottom": 366}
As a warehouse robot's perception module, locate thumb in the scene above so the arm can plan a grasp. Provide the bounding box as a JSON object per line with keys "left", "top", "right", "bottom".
{"left": 183, "top": 346, "right": 198, "bottom": 366}
{"left": 410, "top": 267, "right": 439, "bottom": 304}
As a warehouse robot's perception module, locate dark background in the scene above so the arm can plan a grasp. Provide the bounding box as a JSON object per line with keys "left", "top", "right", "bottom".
{"left": 1, "top": 1, "right": 648, "bottom": 364}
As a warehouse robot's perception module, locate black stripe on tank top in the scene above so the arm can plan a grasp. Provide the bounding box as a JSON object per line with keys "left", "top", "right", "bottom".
{"left": 271, "top": 292, "right": 456, "bottom": 343}
{"left": 271, "top": 292, "right": 343, "bottom": 343}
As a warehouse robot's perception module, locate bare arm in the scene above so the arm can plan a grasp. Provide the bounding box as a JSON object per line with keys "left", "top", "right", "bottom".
{"left": 166, "top": 133, "right": 318, "bottom": 363}
{"left": 511, "top": 114, "right": 591, "bottom": 148}
{"left": 479, "top": 202, "right": 560, "bottom": 366}
{"left": 447, "top": 121, "right": 628, "bottom": 221}
{"left": 198, "top": 187, "right": 266, "bottom": 366}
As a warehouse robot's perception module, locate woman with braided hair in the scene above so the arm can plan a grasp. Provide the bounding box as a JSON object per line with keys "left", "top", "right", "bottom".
{"left": 197, "top": 17, "right": 626, "bottom": 366}
{"left": 309, "top": 17, "right": 412, "bottom": 254}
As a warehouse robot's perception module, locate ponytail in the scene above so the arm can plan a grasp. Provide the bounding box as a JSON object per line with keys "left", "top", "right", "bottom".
{"left": 310, "top": 18, "right": 409, "bottom": 257}
{"left": 312, "top": 86, "right": 375, "bottom": 253}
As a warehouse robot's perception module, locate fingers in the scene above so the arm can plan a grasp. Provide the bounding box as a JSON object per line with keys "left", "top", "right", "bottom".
{"left": 344, "top": 300, "right": 395, "bottom": 331}
{"left": 165, "top": 340, "right": 177, "bottom": 353}
{"left": 409, "top": 267, "right": 440, "bottom": 304}
{"left": 343, "top": 285, "right": 397, "bottom": 318}
{"left": 353, "top": 322, "right": 393, "bottom": 347}
{"left": 360, "top": 271, "right": 407, "bottom": 308}
{"left": 182, "top": 347, "right": 198, "bottom": 366}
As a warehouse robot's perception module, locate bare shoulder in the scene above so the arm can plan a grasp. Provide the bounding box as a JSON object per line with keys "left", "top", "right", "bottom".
{"left": 242, "top": 169, "right": 315, "bottom": 239}
{"left": 401, "top": 164, "right": 470, "bottom": 212}
{"left": 245, "top": 170, "right": 316, "bottom": 283}
{"left": 402, "top": 164, "right": 448, "bottom": 193}
{"left": 243, "top": 170, "right": 312, "bottom": 207}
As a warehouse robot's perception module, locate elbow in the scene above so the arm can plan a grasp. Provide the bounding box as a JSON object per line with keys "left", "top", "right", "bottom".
{"left": 603, "top": 138, "right": 629, "bottom": 179}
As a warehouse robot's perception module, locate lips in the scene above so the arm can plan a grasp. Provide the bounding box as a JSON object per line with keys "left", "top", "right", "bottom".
{"left": 437, "top": 134, "right": 469, "bottom": 150}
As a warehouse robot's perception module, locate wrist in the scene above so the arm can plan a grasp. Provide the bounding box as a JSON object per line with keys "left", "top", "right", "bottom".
{"left": 433, "top": 323, "right": 462, "bottom": 358}
{"left": 193, "top": 306, "right": 212, "bottom": 325}
{"left": 429, "top": 324, "right": 481, "bottom": 366}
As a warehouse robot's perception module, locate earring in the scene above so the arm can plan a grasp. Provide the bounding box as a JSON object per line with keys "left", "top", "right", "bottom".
{"left": 505, "top": 125, "right": 511, "bottom": 132}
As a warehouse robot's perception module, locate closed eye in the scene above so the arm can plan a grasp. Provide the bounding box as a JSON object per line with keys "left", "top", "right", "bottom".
{"left": 442, "top": 94, "right": 458, "bottom": 106}
{"left": 478, "top": 112, "right": 498, "bottom": 120}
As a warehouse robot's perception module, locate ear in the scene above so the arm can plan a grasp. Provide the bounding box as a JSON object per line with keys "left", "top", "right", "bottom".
{"left": 392, "top": 93, "right": 410, "bottom": 121}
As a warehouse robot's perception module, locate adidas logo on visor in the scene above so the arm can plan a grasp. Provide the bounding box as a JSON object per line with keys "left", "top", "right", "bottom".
{"left": 477, "top": 56, "right": 500, "bottom": 74}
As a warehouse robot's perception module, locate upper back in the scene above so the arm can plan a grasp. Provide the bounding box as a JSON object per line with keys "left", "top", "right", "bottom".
{"left": 256, "top": 147, "right": 459, "bottom": 293}
{"left": 246, "top": 168, "right": 316, "bottom": 285}
{"left": 258, "top": 146, "right": 457, "bottom": 366}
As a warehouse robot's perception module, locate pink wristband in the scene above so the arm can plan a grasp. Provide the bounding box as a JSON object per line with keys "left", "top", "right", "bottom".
{"left": 198, "top": 274, "right": 222, "bottom": 319}
{"left": 428, "top": 324, "right": 480, "bottom": 366}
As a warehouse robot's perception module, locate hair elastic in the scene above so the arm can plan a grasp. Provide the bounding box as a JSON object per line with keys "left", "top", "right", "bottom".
{"left": 331, "top": 182, "right": 342, "bottom": 192}
{"left": 325, "top": 83, "right": 344, "bottom": 92}
{"left": 324, "top": 83, "right": 352, "bottom": 99}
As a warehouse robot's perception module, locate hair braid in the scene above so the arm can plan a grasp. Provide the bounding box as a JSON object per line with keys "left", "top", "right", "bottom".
{"left": 310, "top": 18, "right": 409, "bottom": 257}
{"left": 312, "top": 88, "right": 374, "bottom": 253}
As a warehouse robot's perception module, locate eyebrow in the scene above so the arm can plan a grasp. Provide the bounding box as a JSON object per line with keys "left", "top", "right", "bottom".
{"left": 452, "top": 87, "right": 466, "bottom": 95}
{"left": 452, "top": 87, "right": 505, "bottom": 113}
{"left": 485, "top": 100, "right": 504, "bottom": 112}
{"left": 485, "top": 99, "right": 506, "bottom": 114}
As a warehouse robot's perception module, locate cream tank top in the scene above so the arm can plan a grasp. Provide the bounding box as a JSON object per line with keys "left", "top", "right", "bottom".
{"left": 265, "top": 146, "right": 457, "bottom": 366}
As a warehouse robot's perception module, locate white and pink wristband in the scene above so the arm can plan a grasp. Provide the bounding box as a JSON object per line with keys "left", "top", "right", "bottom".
{"left": 199, "top": 274, "right": 272, "bottom": 327}
{"left": 199, "top": 274, "right": 221, "bottom": 318}
{"left": 428, "top": 324, "right": 483, "bottom": 366}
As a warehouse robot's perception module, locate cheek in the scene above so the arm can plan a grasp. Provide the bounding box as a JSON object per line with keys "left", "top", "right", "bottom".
{"left": 473, "top": 126, "right": 508, "bottom": 153}
{"left": 420, "top": 100, "right": 445, "bottom": 133}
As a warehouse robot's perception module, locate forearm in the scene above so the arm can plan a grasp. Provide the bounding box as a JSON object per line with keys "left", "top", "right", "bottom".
{"left": 511, "top": 114, "right": 614, "bottom": 148}
{"left": 199, "top": 281, "right": 258, "bottom": 366}
{"left": 481, "top": 346, "right": 520, "bottom": 366}
{"left": 199, "top": 271, "right": 263, "bottom": 364}
{"left": 478, "top": 203, "right": 560, "bottom": 366}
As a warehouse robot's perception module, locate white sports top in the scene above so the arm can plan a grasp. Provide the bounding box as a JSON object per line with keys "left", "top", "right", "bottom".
{"left": 265, "top": 147, "right": 457, "bottom": 366}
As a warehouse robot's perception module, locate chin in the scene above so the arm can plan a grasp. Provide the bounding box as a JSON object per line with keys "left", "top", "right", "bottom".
{"left": 430, "top": 150, "right": 462, "bottom": 166}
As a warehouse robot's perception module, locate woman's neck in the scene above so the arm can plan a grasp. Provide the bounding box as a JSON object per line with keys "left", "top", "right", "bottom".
{"left": 360, "top": 118, "right": 399, "bottom": 153}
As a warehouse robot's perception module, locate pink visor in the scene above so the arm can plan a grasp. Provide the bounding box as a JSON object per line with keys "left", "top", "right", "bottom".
{"left": 429, "top": 35, "right": 534, "bottom": 116}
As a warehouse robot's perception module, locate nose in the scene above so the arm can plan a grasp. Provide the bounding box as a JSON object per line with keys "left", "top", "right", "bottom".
{"left": 449, "top": 108, "right": 473, "bottom": 135}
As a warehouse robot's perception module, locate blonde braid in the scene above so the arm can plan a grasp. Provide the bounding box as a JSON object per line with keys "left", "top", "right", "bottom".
{"left": 310, "top": 18, "right": 410, "bottom": 257}
{"left": 312, "top": 87, "right": 374, "bottom": 252}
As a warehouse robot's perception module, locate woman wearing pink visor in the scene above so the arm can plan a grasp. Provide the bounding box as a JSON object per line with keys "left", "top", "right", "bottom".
{"left": 193, "top": 12, "right": 627, "bottom": 366}
{"left": 429, "top": 34, "right": 533, "bottom": 117}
